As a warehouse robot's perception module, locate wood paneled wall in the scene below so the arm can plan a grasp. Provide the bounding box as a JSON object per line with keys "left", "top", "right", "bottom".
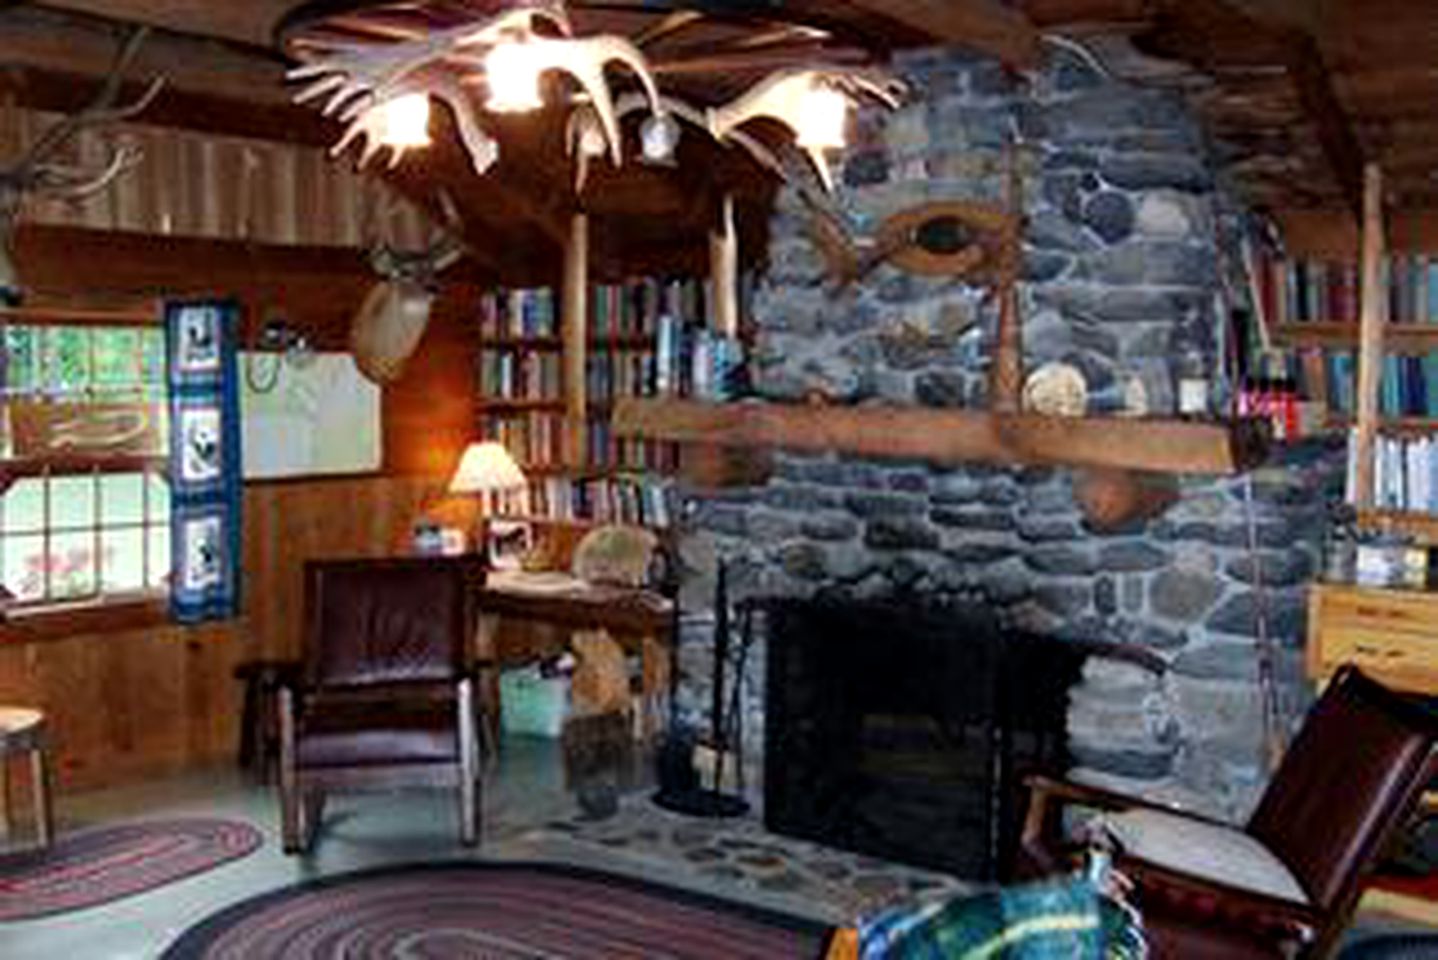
{"left": 0, "top": 475, "right": 448, "bottom": 790}
{"left": 0, "top": 106, "right": 430, "bottom": 250}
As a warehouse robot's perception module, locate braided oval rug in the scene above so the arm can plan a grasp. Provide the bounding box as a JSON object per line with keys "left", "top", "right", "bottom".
{"left": 163, "top": 861, "right": 833, "bottom": 959}
{"left": 0, "top": 818, "right": 262, "bottom": 922}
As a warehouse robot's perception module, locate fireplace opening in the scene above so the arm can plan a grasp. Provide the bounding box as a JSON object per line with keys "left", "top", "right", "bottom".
{"left": 762, "top": 595, "right": 1100, "bottom": 880}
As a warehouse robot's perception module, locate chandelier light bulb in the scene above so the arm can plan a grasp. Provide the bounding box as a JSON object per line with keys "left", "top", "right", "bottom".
{"left": 379, "top": 93, "right": 432, "bottom": 148}
{"left": 794, "top": 83, "right": 849, "bottom": 151}
{"left": 640, "top": 113, "right": 681, "bottom": 164}
{"left": 485, "top": 41, "right": 545, "bottom": 113}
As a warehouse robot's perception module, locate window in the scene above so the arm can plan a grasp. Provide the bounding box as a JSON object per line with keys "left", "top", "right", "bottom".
{"left": 0, "top": 318, "right": 170, "bottom": 611}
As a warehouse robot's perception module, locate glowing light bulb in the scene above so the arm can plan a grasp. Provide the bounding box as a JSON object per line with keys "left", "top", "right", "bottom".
{"left": 794, "top": 84, "right": 849, "bottom": 151}
{"left": 379, "top": 93, "right": 431, "bottom": 148}
{"left": 486, "top": 41, "right": 544, "bottom": 113}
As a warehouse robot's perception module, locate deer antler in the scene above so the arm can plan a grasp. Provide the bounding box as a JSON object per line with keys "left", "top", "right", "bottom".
{"left": 9, "top": 26, "right": 164, "bottom": 195}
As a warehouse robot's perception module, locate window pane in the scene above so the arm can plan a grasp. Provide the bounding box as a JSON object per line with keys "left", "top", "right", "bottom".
{"left": 146, "top": 471, "right": 171, "bottom": 517}
{"left": 147, "top": 523, "right": 171, "bottom": 589}
{"left": 100, "top": 527, "right": 145, "bottom": 593}
{"left": 2, "top": 534, "right": 46, "bottom": 600}
{"left": 46, "top": 327, "right": 92, "bottom": 396}
{"left": 2, "top": 478, "right": 46, "bottom": 532}
{"left": 49, "top": 532, "right": 97, "bottom": 599}
{"left": 93, "top": 328, "right": 141, "bottom": 387}
{"left": 100, "top": 472, "right": 145, "bottom": 525}
{"left": 139, "top": 329, "right": 166, "bottom": 387}
{"left": 50, "top": 475, "right": 96, "bottom": 530}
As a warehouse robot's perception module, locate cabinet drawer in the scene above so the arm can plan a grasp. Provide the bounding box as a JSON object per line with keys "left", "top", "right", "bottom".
{"left": 1317, "top": 590, "right": 1438, "bottom": 636}
{"left": 1314, "top": 625, "right": 1438, "bottom": 674}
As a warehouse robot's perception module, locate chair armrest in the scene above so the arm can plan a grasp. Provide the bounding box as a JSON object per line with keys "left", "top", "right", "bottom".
{"left": 1016, "top": 774, "right": 1231, "bottom": 877}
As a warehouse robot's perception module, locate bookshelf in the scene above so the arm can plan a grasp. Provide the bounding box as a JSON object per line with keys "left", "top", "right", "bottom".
{"left": 1250, "top": 171, "right": 1438, "bottom": 533}
{"left": 474, "top": 273, "right": 745, "bottom": 531}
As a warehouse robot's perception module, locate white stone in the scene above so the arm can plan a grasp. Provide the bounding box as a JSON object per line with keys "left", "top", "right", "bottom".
{"left": 1135, "top": 191, "right": 1195, "bottom": 238}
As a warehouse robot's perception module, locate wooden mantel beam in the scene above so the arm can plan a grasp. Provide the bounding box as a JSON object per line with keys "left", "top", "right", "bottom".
{"left": 615, "top": 398, "right": 1270, "bottom": 476}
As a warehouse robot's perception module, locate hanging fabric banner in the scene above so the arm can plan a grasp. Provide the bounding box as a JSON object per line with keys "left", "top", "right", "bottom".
{"left": 166, "top": 299, "right": 243, "bottom": 623}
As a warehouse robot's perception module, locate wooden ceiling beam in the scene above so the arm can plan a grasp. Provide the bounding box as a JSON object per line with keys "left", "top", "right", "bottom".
{"left": 0, "top": 65, "right": 334, "bottom": 147}
{"left": 1281, "top": 32, "right": 1365, "bottom": 222}
{"left": 30, "top": 0, "right": 292, "bottom": 49}
{"left": 827, "top": 0, "right": 1041, "bottom": 69}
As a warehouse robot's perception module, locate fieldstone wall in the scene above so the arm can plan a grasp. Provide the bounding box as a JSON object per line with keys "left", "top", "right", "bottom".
{"left": 674, "top": 46, "right": 1344, "bottom": 820}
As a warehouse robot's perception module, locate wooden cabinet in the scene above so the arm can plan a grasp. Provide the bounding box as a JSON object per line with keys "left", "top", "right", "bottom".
{"left": 1307, "top": 582, "right": 1438, "bottom": 694}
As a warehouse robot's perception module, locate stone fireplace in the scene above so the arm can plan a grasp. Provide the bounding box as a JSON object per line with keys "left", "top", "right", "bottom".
{"left": 670, "top": 42, "right": 1345, "bottom": 853}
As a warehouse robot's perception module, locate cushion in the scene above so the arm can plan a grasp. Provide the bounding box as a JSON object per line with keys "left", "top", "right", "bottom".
{"left": 1106, "top": 808, "right": 1309, "bottom": 905}
{"left": 855, "top": 873, "right": 1144, "bottom": 960}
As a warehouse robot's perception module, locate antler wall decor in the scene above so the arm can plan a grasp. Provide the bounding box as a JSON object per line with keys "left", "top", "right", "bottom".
{"left": 281, "top": 0, "right": 903, "bottom": 195}
{"left": 0, "top": 27, "right": 163, "bottom": 304}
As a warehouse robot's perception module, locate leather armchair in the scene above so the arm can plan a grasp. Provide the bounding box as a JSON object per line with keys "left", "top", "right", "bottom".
{"left": 277, "top": 555, "right": 485, "bottom": 854}
{"left": 1018, "top": 666, "right": 1438, "bottom": 959}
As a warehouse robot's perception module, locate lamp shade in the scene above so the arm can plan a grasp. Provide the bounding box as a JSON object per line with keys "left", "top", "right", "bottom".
{"left": 448, "top": 441, "right": 526, "bottom": 494}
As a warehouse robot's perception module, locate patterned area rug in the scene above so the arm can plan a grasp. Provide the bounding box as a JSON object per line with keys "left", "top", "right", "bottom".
{"left": 0, "top": 818, "right": 263, "bottom": 922}
{"left": 162, "top": 862, "right": 832, "bottom": 959}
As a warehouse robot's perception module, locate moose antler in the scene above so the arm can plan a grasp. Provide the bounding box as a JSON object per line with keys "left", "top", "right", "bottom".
{"left": 708, "top": 67, "right": 904, "bottom": 192}
{"left": 288, "top": 2, "right": 569, "bottom": 173}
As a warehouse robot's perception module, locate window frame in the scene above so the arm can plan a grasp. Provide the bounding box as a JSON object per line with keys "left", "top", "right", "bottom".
{"left": 0, "top": 305, "right": 173, "bottom": 641}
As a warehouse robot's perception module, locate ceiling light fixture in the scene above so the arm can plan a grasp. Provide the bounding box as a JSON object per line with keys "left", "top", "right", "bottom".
{"left": 378, "top": 92, "right": 432, "bottom": 148}
{"left": 283, "top": 1, "right": 903, "bottom": 193}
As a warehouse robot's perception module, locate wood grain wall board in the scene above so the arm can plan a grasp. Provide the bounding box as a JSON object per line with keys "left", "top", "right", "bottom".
{"left": 0, "top": 475, "right": 445, "bottom": 790}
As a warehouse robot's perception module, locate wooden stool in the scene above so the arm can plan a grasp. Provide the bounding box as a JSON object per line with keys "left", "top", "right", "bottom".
{"left": 0, "top": 707, "right": 53, "bottom": 848}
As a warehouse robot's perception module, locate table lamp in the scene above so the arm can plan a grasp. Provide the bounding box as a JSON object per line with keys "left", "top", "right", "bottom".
{"left": 448, "top": 440, "right": 527, "bottom": 561}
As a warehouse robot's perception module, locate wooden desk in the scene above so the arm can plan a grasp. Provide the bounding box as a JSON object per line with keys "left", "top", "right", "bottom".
{"left": 474, "top": 571, "right": 674, "bottom": 741}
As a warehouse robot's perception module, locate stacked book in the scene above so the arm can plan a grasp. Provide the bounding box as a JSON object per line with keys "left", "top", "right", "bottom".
{"left": 1263, "top": 255, "right": 1438, "bottom": 325}
{"left": 1347, "top": 429, "right": 1438, "bottom": 514}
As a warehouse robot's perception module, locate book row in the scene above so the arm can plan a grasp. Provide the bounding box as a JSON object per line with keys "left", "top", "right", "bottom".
{"left": 1261, "top": 255, "right": 1438, "bottom": 325}
{"left": 479, "top": 411, "right": 680, "bottom": 475}
{"left": 1347, "top": 431, "right": 1438, "bottom": 516}
{"left": 480, "top": 349, "right": 562, "bottom": 400}
{"left": 501, "top": 474, "right": 679, "bottom": 529}
{"left": 1262, "top": 346, "right": 1438, "bottom": 419}
{"left": 477, "top": 288, "right": 558, "bottom": 339}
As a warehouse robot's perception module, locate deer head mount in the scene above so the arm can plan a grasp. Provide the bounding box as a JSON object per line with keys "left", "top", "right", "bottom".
{"left": 0, "top": 28, "right": 163, "bottom": 306}
{"left": 349, "top": 193, "right": 467, "bottom": 384}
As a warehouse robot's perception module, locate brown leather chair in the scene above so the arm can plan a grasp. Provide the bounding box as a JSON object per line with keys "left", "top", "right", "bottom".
{"left": 277, "top": 555, "right": 485, "bottom": 854}
{"left": 1018, "top": 665, "right": 1438, "bottom": 959}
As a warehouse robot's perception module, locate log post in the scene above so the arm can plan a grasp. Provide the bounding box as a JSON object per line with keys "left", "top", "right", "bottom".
{"left": 562, "top": 211, "right": 589, "bottom": 468}
{"left": 1354, "top": 164, "right": 1385, "bottom": 509}
{"left": 709, "top": 193, "right": 739, "bottom": 339}
{"left": 989, "top": 145, "right": 1023, "bottom": 413}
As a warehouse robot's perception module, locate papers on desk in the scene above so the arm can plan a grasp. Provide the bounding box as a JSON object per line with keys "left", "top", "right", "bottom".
{"left": 487, "top": 571, "right": 586, "bottom": 594}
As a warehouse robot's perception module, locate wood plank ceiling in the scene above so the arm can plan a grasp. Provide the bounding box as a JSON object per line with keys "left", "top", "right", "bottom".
{"left": 10, "top": 0, "right": 1438, "bottom": 262}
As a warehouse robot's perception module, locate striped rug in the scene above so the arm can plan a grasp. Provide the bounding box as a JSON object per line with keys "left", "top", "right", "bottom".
{"left": 163, "top": 862, "right": 834, "bottom": 959}
{"left": 0, "top": 818, "right": 263, "bottom": 921}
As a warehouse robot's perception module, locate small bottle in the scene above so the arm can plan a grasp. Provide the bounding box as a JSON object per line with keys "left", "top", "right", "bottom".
{"left": 1174, "top": 328, "right": 1210, "bottom": 419}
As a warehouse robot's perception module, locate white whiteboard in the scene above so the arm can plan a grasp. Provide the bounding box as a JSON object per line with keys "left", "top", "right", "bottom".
{"left": 240, "top": 352, "right": 382, "bottom": 479}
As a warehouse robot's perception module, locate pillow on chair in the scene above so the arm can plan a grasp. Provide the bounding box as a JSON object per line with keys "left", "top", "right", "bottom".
{"left": 1105, "top": 808, "right": 1309, "bottom": 905}
{"left": 845, "top": 870, "right": 1145, "bottom": 960}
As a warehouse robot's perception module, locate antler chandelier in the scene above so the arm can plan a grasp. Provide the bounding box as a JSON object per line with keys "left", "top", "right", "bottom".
{"left": 280, "top": 0, "right": 904, "bottom": 193}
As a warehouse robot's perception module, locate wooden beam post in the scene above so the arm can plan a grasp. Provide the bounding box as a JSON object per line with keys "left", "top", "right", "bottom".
{"left": 563, "top": 211, "right": 590, "bottom": 468}
{"left": 1354, "top": 163, "right": 1386, "bottom": 510}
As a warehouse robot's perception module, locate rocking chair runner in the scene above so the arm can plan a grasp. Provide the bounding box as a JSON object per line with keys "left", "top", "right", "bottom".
{"left": 1018, "top": 665, "right": 1438, "bottom": 959}
{"left": 277, "top": 555, "right": 486, "bottom": 854}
